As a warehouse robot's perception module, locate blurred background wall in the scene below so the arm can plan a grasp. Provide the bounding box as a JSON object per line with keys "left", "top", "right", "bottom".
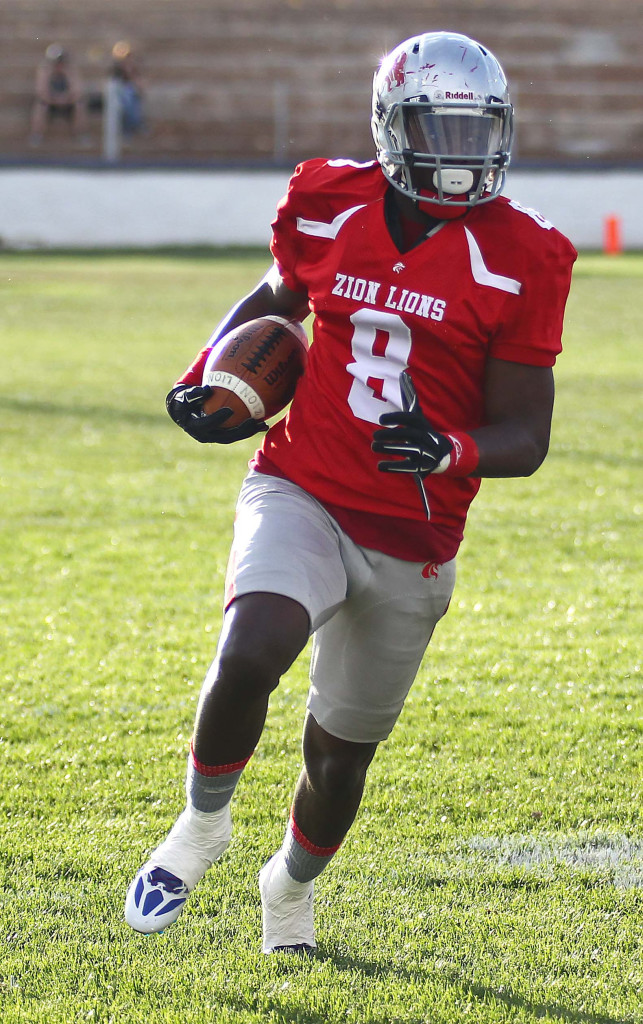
{"left": 1, "top": 0, "right": 642, "bottom": 248}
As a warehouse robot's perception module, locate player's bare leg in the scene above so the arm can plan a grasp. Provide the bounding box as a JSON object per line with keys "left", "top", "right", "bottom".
{"left": 260, "top": 713, "right": 378, "bottom": 954}
{"left": 295, "top": 714, "right": 378, "bottom": 846}
{"left": 125, "top": 592, "right": 309, "bottom": 933}
{"left": 191, "top": 593, "right": 310, "bottom": 764}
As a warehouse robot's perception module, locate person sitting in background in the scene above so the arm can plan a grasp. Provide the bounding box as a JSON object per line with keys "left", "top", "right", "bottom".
{"left": 110, "top": 41, "right": 145, "bottom": 139}
{"left": 29, "top": 43, "right": 89, "bottom": 147}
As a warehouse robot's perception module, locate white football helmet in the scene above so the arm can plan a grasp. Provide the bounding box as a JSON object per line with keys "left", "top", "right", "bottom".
{"left": 371, "top": 32, "right": 513, "bottom": 208}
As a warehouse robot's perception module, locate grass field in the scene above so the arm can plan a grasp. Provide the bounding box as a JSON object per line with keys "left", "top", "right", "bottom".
{"left": 0, "top": 250, "right": 641, "bottom": 1024}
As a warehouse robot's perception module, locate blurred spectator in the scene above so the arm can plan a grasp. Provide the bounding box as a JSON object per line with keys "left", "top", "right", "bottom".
{"left": 110, "top": 41, "right": 145, "bottom": 139}
{"left": 29, "top": 43, "right": 90, "bottom": 147}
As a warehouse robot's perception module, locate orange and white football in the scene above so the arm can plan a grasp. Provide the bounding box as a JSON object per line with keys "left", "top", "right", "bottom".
{"left": 201, "top": 316, "right": 309, "bottom": 426}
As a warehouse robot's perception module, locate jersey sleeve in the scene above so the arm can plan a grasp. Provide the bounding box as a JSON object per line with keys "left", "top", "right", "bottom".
{"left": 489, "top": 218, "right": 577, "bottom": 367}
{"left": 270, "top": 162, "right": 311, "bottom": 295}
{"left": 270, "top": 158, "right": 378, "bottom": 296}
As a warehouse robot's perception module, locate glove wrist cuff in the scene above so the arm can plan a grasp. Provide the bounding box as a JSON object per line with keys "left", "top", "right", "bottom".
{"left": 435, "top": 431, "right": 479, "bottom": 477}
{"left": 176, "top": 345, "right": 212, "bottom": 388}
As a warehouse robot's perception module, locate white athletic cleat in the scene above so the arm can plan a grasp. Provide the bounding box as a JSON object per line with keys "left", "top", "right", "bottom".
{"left": 259, "top": 853, "right": 316, "bottom": 954}
{"left": 125, "top": 804, "right": 232, "bottom": 934}
{"left": 124, "top": 866, "right": 190, "bottom": 933}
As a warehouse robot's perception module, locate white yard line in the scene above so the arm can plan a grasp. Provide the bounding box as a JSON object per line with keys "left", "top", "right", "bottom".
{"left": 448, "top": 834, "right": 643, "bottom": 889}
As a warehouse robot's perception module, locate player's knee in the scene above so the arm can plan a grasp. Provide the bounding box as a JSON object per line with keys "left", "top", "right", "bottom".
{"left": 213, "top": 642, "right": 282, "bottom": 700}
{"left": 306, "top": 747, "right": 371, "bottom": 801}
{"left": 209, "top": 594, "right": 308, "bottom": 701}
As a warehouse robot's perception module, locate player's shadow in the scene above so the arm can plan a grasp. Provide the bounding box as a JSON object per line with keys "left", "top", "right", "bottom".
{"left": 320, "top": 949, "right": 635, "bottom": 1024}
{"left": 0, "top": 395, "right": 163, "bottom": 426}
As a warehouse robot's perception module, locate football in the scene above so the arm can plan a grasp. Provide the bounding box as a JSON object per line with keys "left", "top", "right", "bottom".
{"left": 201, "top": 315, "right": 309, "bottom": 426}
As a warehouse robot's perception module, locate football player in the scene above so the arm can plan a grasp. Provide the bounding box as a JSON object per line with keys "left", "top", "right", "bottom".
{"left": 125, "top": 31, "right": 576, "bottom": 953}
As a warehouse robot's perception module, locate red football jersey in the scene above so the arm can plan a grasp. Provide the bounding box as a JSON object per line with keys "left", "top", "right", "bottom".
{"left": 254, "top": 159, "right": 576, "bottom": 562}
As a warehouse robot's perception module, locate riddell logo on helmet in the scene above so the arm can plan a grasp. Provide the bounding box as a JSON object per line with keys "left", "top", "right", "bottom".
{"left": 445, "top": 90, "right": 475, "bottom": 100}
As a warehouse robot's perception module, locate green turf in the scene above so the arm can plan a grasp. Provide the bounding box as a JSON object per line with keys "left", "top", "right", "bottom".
{"left": 0, "top": 251, "right": 641, "bottom": 1024}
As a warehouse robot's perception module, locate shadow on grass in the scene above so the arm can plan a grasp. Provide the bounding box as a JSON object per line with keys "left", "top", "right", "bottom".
{"left": 0, "top": 394, "right": 164, "bottom": 426}
{"left": 320, "top": 949, "right": 635, "bottom": 1024}
{"left": 196, "top": 944, "right": 634, "bottom": 1024}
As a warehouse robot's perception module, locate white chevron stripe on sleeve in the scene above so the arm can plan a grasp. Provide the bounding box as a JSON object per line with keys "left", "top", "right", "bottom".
{"left": 465, "top": 227, "right": 522, "bottom": 295}
{"left": 296, "top": 204, "right": 366, "bottom": 240}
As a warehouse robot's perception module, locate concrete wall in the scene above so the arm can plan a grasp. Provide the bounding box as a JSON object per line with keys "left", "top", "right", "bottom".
{"left": 1, "top": 167, "right": 641, "bottom": 251}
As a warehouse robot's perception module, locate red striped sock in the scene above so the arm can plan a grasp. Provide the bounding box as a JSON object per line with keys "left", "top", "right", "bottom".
{"left": 282, "top": 811, "right": 342, "bottom": 882}
{"left": 190, "top": 741, "right": 253, "bottom": 777}
{"left": 187, "top": 742, "right": 254, "bottom": 812}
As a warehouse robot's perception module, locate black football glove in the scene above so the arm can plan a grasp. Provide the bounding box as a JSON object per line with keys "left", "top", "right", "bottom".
{"left": 166, "top": 384, "right": 268, "bottom": 444}
{"left": 371, "top": 371, "right": 453, "bottom": 476}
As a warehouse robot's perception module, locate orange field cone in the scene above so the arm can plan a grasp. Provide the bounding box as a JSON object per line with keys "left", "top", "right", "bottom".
{"left": 603, "top": 214, "right": 623, "bottom": 255}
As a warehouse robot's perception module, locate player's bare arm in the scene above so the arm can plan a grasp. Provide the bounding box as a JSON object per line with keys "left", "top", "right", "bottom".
{"left": 373, "top": 359, "right": 556, "bottom": 482}
{"left": 472, "top": 357, "right": 555, "bottom": 478}
{"left": 208, "top": 265, "right": 309, "bottom": 349}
